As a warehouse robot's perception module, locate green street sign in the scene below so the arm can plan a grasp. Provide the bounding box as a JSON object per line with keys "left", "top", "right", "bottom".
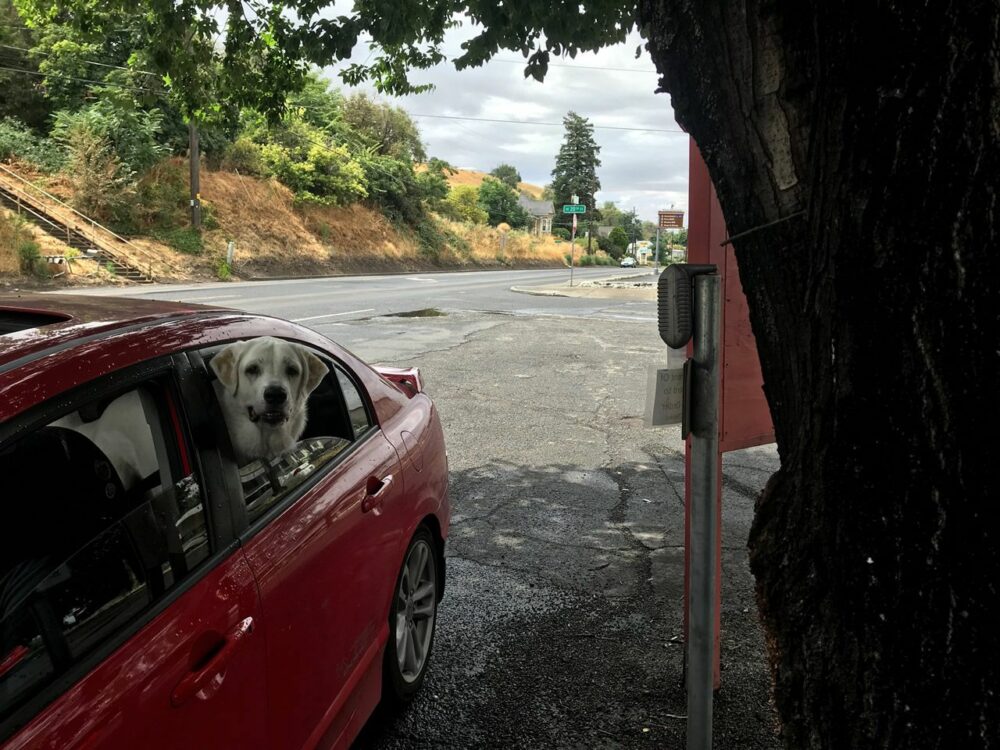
{"left": 562, "top": 204, "right": 586, "bottom": 214}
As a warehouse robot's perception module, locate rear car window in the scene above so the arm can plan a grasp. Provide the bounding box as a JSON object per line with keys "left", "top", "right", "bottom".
{"left": 0, "top": 382, "right": 209, "bottom": 724}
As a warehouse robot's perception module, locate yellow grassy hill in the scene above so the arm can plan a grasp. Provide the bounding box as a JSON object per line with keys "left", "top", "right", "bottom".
{"left": 443, "top": 168, "right": 546, "bottom": 200}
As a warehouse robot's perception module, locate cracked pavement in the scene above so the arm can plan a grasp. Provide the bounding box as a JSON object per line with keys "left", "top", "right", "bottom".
{"left": 350, "top": 309, "right": 783, "bottom": 749}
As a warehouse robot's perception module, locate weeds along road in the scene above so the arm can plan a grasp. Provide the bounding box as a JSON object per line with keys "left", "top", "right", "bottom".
{"left": 61, "top": 268, "right": 782, "bottom": 748}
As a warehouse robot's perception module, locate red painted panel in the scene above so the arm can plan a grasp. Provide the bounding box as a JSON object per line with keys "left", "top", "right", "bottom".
{"left": 684, "top": 141, "right": 775, "bottom": 688}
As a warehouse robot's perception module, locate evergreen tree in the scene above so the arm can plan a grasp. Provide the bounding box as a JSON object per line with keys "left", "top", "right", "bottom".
{"left": 550, "top": 112, "right": 601, "bottom": 216}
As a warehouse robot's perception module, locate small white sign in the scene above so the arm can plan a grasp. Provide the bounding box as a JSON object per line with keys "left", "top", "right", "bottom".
{"left": 645, "top": 365, "right": 685, "bottom": 427}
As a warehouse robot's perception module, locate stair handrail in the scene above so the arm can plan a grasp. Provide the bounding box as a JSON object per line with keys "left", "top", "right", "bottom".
{"left": 0, "top": 163, "right": 177, "bottom": 274}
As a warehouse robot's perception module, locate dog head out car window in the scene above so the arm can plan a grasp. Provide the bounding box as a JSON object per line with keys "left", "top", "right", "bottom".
{"left": 210, "top": 336, "right": 329, "bottom": 465}
{"left": 206, "top": 338, "right": 364, "bottom": 524}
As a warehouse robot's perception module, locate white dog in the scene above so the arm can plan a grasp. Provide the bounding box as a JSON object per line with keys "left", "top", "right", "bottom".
{"left": 210, "top": 337, "right": 329, "bottom": 464}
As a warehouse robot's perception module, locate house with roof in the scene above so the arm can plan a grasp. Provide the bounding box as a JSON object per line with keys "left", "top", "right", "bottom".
{"left": 516, "top": 195, "right": 554, "bottom": 236}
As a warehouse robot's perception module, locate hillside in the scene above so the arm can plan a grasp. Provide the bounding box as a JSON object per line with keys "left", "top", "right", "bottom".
{"left": 1, "top": 163, "right": 570, "bottom": 284}
{"left": 445, "top": 168, "right": 546, "bottom": 200}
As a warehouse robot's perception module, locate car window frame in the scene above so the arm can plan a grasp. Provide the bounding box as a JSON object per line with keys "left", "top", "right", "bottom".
{"left": 0, "top": 354, "right": 240, "bottom": 743}
{"left": 183, "top": 339, "right": 381, "bottom": 541}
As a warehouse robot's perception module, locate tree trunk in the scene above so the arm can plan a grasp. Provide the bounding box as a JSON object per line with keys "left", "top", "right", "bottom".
{"left": 639, "top": 1, "right": 1000, "bottom": 746}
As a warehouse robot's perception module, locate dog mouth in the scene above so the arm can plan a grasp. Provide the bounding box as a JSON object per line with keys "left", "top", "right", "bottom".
{"left": 248, "top": 406, "right": 288, "bottom": 425}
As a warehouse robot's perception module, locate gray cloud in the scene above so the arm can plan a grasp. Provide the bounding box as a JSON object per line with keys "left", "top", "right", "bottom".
{"left": 321, "top": 23, "right": 689, "bottom": 225}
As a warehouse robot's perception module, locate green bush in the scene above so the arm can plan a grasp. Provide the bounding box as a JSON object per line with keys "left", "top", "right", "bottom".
{"left": 17, "top": 239, "right": 42, "bottom": 275}
{"left": 220, "top": 137, "right": 265, "bottom": 176}
{"left": 551, "top": 227, "right": 570, "bottom": 240}
{"left": 216, "top": 259, "right": 232, "bottom": 280}
{"left": 52, "top": 104, "right": 169, "bottom": 228}
{"left": 0, "top": 118, "right": 65, "bottom": 172}
{"left": 441, "top": 185, "right": 488, "bottom": 224}
{"left": 134, "top": 160, "right": 188, "bottom": 231}
{"left": 151, "top": 227, "right": 203, "bottom": 254}
{"left": 259, "top": 141, "right": 367, "bottom": 205}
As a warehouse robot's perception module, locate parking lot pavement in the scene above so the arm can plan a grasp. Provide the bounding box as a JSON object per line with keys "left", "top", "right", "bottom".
{"left": 352, "top": 310, "right": 782, "bottom": 748}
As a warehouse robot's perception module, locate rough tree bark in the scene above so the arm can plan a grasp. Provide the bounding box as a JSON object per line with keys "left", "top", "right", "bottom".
{"left": 638, "top": 1, "right": 999, "bottom": 747}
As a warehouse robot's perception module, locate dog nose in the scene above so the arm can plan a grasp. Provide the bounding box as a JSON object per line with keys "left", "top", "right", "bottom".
{"left": 264, "top": 385, "right": 287, "bottom": 406}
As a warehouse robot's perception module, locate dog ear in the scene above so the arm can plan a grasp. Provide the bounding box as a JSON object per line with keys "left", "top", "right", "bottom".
{"left": 300, "top": 347, "right": 329, "bottom": 397}
{"left": 210, "top": 342, "right": 244, "bottom": 396}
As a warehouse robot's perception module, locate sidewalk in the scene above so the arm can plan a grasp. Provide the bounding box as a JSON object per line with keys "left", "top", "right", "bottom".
{"left": 510, "top": 270, "right": 659, "bottom": 300}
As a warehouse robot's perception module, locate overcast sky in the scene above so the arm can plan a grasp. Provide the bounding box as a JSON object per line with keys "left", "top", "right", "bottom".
{"left": 319, "top": 23, "right": 689, "bottom": 224}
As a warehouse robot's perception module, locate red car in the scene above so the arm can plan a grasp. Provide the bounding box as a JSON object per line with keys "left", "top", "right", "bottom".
{"left": 0, "top": 294, "right": 449, "bottom": 749}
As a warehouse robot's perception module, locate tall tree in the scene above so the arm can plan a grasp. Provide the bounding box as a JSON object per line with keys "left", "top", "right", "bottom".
{"left": 550, "top": 111, "right": 601, "bottom": 216}
{"left": 43, "top": 0, "right": 1000, "bottom": 746}
{"left": 339, "top": 93, "right": 426, "bottom": 163}
{"left": 489, "top": 163, "right": 521, "bottom": 190}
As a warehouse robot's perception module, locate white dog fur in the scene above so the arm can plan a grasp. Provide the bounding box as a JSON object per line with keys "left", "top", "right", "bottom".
{"left": 210, "top": 337, "right": 329, "bottom": 464}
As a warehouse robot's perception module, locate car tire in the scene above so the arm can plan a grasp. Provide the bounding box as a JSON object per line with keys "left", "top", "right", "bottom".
{"left": 382, "top": 526, "right": 440, "bottom": 709}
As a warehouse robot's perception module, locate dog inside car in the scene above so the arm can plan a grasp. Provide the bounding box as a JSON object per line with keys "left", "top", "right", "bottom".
{"left": 210, "top": 336, "right": 329, "bottom": 464}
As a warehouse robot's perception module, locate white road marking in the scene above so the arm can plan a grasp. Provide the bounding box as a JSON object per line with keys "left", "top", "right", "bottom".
{"left": 292, "top": 308, "right": 375, "bottom": 322}
{"left": 181, "top": 294, "right": 242, "bottom": 302}
{"left": 406, "top": 277, "right": 439, "bottom": 283}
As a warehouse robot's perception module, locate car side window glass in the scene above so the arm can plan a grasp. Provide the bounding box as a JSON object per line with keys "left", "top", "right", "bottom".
{"left": 203, "top": 342, "right": 365, "bottom": 525}
{"left": 336, "top": 366, "right": 372, "bottom": 439}
{"left": 0, "top": 383, "right": 209, "bottom": 724}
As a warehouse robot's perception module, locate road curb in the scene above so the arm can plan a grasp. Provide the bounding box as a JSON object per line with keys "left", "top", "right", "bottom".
{"left": 509, "top": 286, "right": 573, "bottom": 298}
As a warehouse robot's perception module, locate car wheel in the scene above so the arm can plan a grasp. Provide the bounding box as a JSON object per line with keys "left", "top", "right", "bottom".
{"left": 383, "top": 526, "right": 439, "bottom": 707}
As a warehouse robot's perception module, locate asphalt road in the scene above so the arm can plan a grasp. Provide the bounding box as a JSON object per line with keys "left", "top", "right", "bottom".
{"left": 62, "top": 269, "right": 782, "bottom": 748}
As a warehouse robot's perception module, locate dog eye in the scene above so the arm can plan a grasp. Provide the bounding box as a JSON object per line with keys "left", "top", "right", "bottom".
{"left": 245, "top": 364, "right": 260, "bottom": 376}
{"left": 286, "top": 367, "right": 300, "bottom": 378}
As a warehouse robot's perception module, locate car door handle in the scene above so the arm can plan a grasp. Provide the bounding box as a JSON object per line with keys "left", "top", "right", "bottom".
{"left": 362, "top": 474, "right": 394, "bottom": 513}
{"left": 171, "top": 616, "right": 254, "bottom": 707}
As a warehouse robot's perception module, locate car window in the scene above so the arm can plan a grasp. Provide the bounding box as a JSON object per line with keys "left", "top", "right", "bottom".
{"left": 0, "top": 382, "right": 209, "bottom": 724}
{"left": 202, "top": 343, "right": 370, "bottom": 525}
{"left": 336, "top": 366, "right": 373, "bottom": 439}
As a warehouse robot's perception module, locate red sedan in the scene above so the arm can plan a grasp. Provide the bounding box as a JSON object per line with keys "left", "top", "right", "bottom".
{"left": 0, "top": 294, "right": 449, "bottom": 749}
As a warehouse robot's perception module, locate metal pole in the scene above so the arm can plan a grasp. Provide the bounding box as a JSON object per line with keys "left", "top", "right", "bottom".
{"left": 189, "top": 121, "right": 202, "bottom": 229}
{"left": 655, "top": 227, "right": 661, "bottom": 274}
{"left": 687, "top": 273, "right": 721, "bottom": 750}
{"left": 569, "top": 216, "right": 577, "bottom": 287}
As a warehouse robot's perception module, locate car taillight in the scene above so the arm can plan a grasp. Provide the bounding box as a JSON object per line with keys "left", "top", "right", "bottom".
{"left": 374, "top": 366, "right": 423, "bottom": 398}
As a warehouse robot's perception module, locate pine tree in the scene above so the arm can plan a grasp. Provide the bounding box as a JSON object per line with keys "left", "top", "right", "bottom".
{"left": 550, "top": 112, "right": 601, "bottom": 216}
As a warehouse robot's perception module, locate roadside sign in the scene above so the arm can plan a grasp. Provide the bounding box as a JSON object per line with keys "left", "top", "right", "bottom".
{"left": 563, "top": 204, "right": 586, "bottom": 214}
{"left": 658, "top": 210, "right": 685, "bottom": 229}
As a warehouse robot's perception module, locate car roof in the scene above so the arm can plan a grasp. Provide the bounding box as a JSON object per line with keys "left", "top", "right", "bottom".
{"left": 0, "top": 293, "right": 225, "bottom": 370}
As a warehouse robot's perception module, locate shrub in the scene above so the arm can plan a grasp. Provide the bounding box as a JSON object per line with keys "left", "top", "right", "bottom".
{"left": 134, "top": 160, "right": 188, "bottom": 231}
{"left": 151, "top": 227, "right": 203, "bottom": 254}
{"left": 551, "top": 227, "right": 570, "bottom": 240}
{"left": 216, "top": 259, "right": 232, "bottom": 280}
{"left": 17, "top": 239, "right": 41, "bottom": 275}
{"left": 52, "top": 104, "right": 168, "bottom": 228}
{"left": 0, "top": 118, "right": 65, "bottom": 172}
{"left": 442, "top": 185, "right": 488, "bottom": 224}
{"left": 220, "top": 137, "right": 265, "bottom": 176}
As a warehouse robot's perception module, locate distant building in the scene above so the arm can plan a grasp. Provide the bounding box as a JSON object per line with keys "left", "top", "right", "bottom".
{"left": 517, "top": 195, "right": 554, "bottom": 236}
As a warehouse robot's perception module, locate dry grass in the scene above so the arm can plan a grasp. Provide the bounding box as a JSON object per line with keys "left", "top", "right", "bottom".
{"left": 2, "top": 162, "right": 565, "bottom": 283}
{"left": 443, "top": 168, "right": 545, "bottom": 199}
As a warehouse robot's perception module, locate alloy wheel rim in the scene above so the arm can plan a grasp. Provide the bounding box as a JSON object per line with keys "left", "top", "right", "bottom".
{"left": 395, "top": 539, "right": 436, "bottom": 683}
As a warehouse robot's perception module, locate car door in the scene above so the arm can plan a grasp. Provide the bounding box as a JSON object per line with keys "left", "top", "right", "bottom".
{"left": 197, "top": 345, "right": 404, "bottom": 750}
{"left": 0, "top": 362, "right": 268, "bottom": 750}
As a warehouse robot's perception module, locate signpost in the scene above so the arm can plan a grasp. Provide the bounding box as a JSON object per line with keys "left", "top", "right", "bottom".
{"left": 658, "top": 209, "right": 685, "bottom": 229}
{"left": 564, "top": 196, "right": 585, "bottom": 286}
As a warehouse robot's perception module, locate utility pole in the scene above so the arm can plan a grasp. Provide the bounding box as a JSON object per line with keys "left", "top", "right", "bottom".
{"left": 189, "top": 121, "right": 201, "bottom": 229}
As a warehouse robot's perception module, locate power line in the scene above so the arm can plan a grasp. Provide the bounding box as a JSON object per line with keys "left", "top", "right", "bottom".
{"left": 407, "top": 112, "right": 684, "bottom": 134}
{"left": 0, "top": 43, "right": 158, "bottom": 77}
{"left": 0, "top": 63, "right": 161, "bottom": 95}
